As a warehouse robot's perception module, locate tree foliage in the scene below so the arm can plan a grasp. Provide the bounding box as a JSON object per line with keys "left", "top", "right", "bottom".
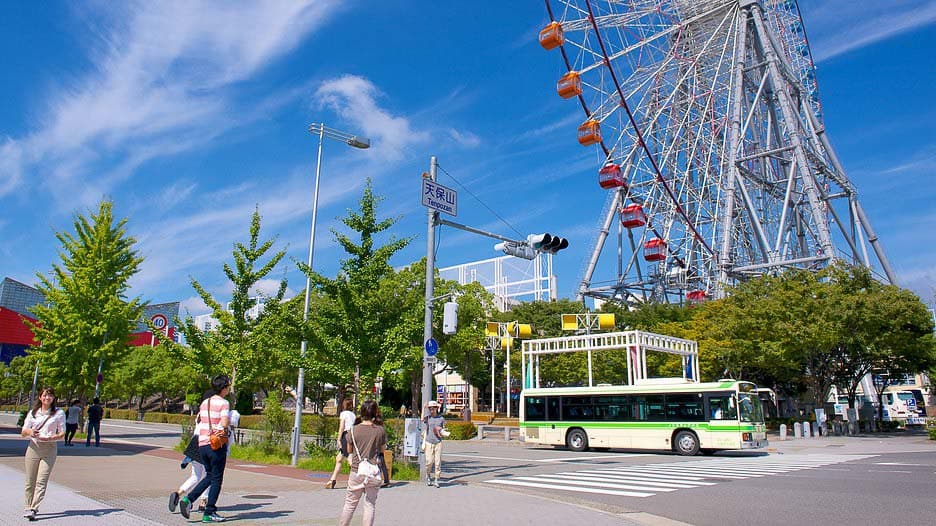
{"left": 299, "top": 179, "right": 412, "bottom": 403}
{"left": 29, "top": 199, "right": 145, "bottom": 399}
{"left": 174, "top": 207, "right": 287, "bottom": 395}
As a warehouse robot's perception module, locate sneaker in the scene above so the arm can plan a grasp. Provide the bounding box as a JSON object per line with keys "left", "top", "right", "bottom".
{"left": 168, "top": 491, "right": 180, "bottom": 512}
{"left": 426, "top": 476, "right": 432, "bottom": 486}
{"left": 202, "top": 513, "right": 227, "bottom": 522}
{"left": 432, "top": 478, "right": 440, "bottom": 487}
{"left": 179, "top": 497, "right": 192, "bottom": 519}
{"left": 25, "top": 509, "right": 37, "bottom": 521}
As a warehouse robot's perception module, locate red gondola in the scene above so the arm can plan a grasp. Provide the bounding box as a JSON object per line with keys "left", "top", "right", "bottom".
{"left": 620, "top": 204, "right": 646, "bottom": 228}
{"left": 643, "top": 238, "right": 667, "bottom": 261}
{"left": 686, "top": 290, "right": 706, "bottom": 303}
{"left": 539, "top": 22, "right": 564, "bottom": 50}
{"left": 598, "top": 163, "right": 625, "bottom": 189}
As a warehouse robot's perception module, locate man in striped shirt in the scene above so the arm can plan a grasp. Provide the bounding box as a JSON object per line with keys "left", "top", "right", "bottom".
{"left": 179, "top": 375, "right": 231, "bottom": 523}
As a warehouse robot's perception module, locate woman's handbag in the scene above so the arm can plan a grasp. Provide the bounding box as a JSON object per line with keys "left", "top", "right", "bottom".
{"left": 350, "top": 427, "right": 382, "bottom": 486}
{"left": 207, "top": 398, "right": 228, "bottom": 451}
{"left": 183, "top": 433, "right": 202, "bottom": 462}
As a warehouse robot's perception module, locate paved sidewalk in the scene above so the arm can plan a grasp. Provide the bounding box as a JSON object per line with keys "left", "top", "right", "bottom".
{"left": 0, "top": 429, "right": 640, "bottom": 526}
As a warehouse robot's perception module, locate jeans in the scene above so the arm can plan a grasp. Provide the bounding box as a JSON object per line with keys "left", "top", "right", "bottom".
{"left": 186, "top": 445, "right": 227, "bottom": 515}
{"left": 85, "top": 421, "right": 101, "bottom": 447}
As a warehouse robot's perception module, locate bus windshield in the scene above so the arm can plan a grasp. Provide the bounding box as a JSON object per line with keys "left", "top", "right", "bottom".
{"left": 739, "top": 393, "right": 764, "bottom": 423}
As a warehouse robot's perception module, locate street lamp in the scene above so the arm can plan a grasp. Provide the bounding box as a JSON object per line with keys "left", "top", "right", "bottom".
{"left": 291, "top": 123, "right": 370, "bottom": 467}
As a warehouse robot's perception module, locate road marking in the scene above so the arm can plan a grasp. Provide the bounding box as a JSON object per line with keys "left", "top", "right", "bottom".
{"left": 868, "top": 470, "right": 912, "bottom": 474}
{"left": 875, "top": 462, "right": 927, "bottom": 466}
{"left": 484, "top": 454, "right": 877, "bottom": 499}
{"left": 487, "top": 478, "right": 654, "bottom": 497}
{"left": 444, "top": 453, "right": 640, "bottom": 463}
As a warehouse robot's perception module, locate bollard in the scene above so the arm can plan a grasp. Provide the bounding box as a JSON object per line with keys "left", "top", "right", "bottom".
{"left": 802, "top": 421, "right": 811, "bottom": 438}
{"left": 793, "top": 422, "right": 802, "bottom": 438}
{"left": 505, "top": 426, "right": 510, "bottom": 441}
{"left": 779, "top": 423, "right": 787, "bottom": 441}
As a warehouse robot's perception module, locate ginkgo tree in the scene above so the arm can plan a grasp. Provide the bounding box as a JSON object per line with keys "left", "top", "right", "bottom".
{"left": 29, "top": 199, "right": 145, "bottom": 399}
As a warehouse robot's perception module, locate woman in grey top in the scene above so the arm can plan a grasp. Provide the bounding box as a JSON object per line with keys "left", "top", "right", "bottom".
{"left": 337, "top": 400, "right": 387, "bottom": 526}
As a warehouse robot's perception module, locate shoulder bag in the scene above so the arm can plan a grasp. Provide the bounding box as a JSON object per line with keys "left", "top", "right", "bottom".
{"left": 350, "top": 427, "right": 381, "bottom": 485}
{"left": 207, "top": 398, "right": 229, "bottom": 451}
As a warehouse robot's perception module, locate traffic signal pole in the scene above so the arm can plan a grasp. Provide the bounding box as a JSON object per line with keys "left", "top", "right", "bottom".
{"left": 420, "top": 156, "right": 439, "bottom": 483}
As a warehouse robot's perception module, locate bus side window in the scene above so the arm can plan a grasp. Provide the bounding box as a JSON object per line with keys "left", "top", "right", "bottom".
{"left": 709, "top": 396, "right": 736, "bottom": 420}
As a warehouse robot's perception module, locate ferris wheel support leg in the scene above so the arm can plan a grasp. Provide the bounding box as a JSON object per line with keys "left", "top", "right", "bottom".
{"left": 715, "top": 3, "right": 751, "bottom": 296}
{"left": 749, "top": 4, "right": 835, "bottom": 259}
{"left": 577, "top": 189, "right": 623, "bottom": 302}
{"left": 853, "top": 201, "right": 899, "bottom": 285}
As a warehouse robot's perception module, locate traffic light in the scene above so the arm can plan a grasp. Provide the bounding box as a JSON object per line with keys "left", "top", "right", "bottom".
{"left": 494, "top": 241, "right": 537, "bottom": 260}
{"left": 527, "top": 233, "right": 569, "bottom": 254}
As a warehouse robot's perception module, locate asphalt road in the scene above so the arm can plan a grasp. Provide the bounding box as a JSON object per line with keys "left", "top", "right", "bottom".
{"left": 4, "top": 413, "right": 933, "bottom": 525}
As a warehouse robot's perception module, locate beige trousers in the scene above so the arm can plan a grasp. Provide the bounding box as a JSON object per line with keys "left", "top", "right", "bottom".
{"left": 337, "top": 473, "right": 380, "bottom": 526}
{"left": 24, "top": 441, "right": 57, "bottom": 511}
{"left": 425, "top": 441, "right": 443, "bottom": 479}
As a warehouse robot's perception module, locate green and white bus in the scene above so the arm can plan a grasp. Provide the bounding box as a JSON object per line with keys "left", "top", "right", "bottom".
{"left": 519, "top": 380, "right": 768, "bottom": 455}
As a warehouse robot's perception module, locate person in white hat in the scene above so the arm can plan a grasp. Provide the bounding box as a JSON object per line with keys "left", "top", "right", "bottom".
{"left": 422, "top": 401, "right": 446, "bottom": 487}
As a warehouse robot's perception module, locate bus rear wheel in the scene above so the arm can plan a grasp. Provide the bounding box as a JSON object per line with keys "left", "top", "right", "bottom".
{"left": 566, "top": 428, "right": 589, "bottom": 452}
{"left": 673, "top": 430, "right": 700, "bottom": 456}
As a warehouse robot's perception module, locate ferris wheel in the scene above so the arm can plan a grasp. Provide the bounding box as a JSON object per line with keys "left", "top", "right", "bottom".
{"left": 539, "top": 0, "right": 896, "bottom": 304}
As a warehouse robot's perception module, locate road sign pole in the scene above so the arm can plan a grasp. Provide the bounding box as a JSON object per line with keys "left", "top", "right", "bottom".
{"left": 420, "top": 155, "right": 439, "bottom": 482}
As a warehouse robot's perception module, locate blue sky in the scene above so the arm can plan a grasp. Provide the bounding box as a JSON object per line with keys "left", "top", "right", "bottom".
{"left": 1, "top": 1, "right": 934, "bottom": 317}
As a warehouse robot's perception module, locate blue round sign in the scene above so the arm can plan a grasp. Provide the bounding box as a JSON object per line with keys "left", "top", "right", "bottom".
{"left": 425, "top": 338, "right": 439, "bottom": 357}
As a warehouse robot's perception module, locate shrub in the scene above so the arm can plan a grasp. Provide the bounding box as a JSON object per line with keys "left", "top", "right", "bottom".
{"left": 108, "top": 409, "right": 137, "bottom": 420}
{"left": 143, "top": 412, "right": 169, "bottom": 423}
{"left": 237, "top": 415, "right": 263, "bottom": 430}
{"left": 926, "top": 418, "right": 936, "bottom": 440}
{"left": 262, "top": 391, "right": 291, "bottom": 435}
{"left": 446, "top": 421, "right": 477, "bottom": 440}
{"left": 166, "top": 414, "right": 194, "bottom": 425}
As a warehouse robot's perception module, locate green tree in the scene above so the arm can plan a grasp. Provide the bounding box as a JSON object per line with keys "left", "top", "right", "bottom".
{"left": 29, "top": 199, "right": 145, "bottom": 399}
{"left": 299, "top": 180, "right": 412, "bottom": 406}
{"left": 174, "top": 207, "right": 287, "bottom": 396}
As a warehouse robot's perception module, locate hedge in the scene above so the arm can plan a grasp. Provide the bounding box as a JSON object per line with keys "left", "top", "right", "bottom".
{"left": 446, "top": 421, "right": 477, "bottom": 440}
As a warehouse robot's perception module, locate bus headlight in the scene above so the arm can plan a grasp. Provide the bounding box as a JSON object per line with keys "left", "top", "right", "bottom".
{"left": 742, "top": 432, "right": 752, "bottom": 441}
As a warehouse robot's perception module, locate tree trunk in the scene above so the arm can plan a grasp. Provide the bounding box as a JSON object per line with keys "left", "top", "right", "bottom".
{"left": 463, "top": 349, "right": 472, "bottom": 422}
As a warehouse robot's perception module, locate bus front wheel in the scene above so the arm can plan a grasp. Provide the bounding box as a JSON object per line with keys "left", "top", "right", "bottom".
{"left": 673, "top": 430, "right": 700, "bottom": 456}
{"left": 566, "top": 428, "right": 589, "bottom": 452}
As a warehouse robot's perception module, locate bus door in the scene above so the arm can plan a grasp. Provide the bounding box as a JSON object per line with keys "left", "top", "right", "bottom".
{"left": 705, "top": 393, "right": 740, "bottom": 448}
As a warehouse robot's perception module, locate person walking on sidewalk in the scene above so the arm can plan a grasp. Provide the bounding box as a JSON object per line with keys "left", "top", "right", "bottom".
{"left": 63, "top": 399, "right": 82, "bottom": 446}
{"left": 338, "top": 400, "right": 386, "bottom": 526}
{"left": 21, "top": 387, "right": 66, "bottom": 521}
{"left": 85, "top": 397, "right": 103, "bottom": 447}
{"left": 422, "top": 400, "right": 446, "bottom": 487}
{"left": 179, "top": 375, "right": 232, "bottom": 523}
{"left": 326, "top": 399, "right": 356, "bottom": 489}
{"left": 169, "top": 391, "right": 212, "bottom": 515}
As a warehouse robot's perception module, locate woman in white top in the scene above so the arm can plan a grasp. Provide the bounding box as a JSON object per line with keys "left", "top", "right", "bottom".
{"left": 326, "top": 399, "right": 357, "bottom": 489}
{"left": 21, "top": 387, "right": 66, "bottom": 521}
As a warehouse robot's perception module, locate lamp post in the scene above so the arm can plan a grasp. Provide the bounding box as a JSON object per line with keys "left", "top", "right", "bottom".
{"left": 291, "top": 123, "right": 370, "bottom": 467}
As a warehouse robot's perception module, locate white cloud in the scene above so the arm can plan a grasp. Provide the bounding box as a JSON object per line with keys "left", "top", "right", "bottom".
{"left": 0, "top": 139, "right": 24, "bottom": 197}
{"left": 179, "top": 296, "right": 209, "bottom": 317}
{"left": 3, "top": 1, "right": 343, "bottom": 206}
{"left": 447, "top": 128, "right": 481, "bottom": 148}
{"left": 314, "top": 75, "right": 430, "bottom": 162}
{"left": 802, "top": 2, "right": 936, "bottom": 62}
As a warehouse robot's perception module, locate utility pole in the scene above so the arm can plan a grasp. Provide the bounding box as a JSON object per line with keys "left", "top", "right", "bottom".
{"left": 420, "top": 156, "right": 439, "bottom": 482}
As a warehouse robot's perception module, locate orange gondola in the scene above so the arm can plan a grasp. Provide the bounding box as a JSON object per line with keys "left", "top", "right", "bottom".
{"left": 577, "top": 120, "right": 601, "bottom": 146}
{"left": 539, "top": 21, "right": 564, "bottom": 50}
{"left": 620, "top": 204, "right": 646, "bottom": 228}
{"left": 557, "top": 71, "right": 582, "bottom": 99}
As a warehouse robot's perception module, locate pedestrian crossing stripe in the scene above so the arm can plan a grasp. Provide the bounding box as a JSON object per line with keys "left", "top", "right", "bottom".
{"left": 485, "top": 454, "right": 876, "bottom": 498}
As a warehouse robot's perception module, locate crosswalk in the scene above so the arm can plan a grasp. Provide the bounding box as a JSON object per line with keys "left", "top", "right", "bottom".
{"left": 484, "top": 454, "right": 876, "bottom": 498}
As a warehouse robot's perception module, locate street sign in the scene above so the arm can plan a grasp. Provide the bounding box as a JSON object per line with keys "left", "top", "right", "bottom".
{"left": 421, "top": 179, "right": 457, "bottom": 216}
{"left": 96, "top": 373, "right": 103, "bottom": 384}
{"left": 151, "top": 314, "right": 168, "bottom": 330}
{"left": 425, "top": 356, "right": 437, "bottom": 366}
{"left": 425, "top": 337, "right": 439, "bottom": 357}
